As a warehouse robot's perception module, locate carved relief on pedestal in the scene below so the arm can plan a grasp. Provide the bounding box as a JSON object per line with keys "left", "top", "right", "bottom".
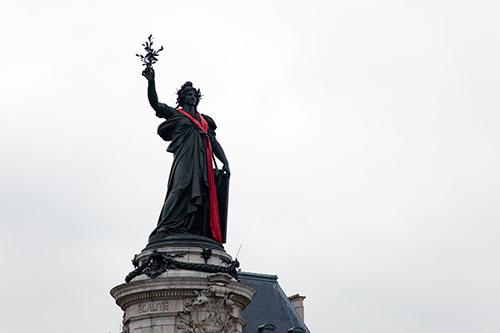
{"left": 175, "top": 276, "right": 242, "bottom": 333}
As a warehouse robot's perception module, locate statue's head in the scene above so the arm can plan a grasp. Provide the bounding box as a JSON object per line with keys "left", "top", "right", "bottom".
{"left": 176, "top": 81, "right": 202, "bottom": 108}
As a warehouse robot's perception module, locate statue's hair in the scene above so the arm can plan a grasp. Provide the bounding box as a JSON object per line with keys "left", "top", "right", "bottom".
{"left": 176, "top": 81, "right": 202, "bottom": 107}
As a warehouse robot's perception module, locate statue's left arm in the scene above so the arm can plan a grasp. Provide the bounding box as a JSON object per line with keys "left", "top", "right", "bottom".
{"left": 212, "top": 139, "right": 230, "bottom": 176}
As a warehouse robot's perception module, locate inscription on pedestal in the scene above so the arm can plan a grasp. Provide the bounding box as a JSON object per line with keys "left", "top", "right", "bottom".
{"left": 137, "top": 301, "right": 169, "bottom": 314}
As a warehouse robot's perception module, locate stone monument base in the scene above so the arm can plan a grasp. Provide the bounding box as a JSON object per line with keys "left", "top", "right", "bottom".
{"left": 111, "top": 237, "right": 255, "bottom": 333}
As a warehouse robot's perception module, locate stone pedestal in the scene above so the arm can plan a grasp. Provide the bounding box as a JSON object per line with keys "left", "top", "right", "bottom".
{"left": 111, "top": 239, "right": 255, "bottom": 333}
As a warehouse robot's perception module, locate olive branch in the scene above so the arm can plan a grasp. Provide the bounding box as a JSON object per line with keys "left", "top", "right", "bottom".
{"left": 136, "top": 34, "right": 164, "bottom": 68}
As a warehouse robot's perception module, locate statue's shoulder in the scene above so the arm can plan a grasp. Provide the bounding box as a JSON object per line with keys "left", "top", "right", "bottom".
{"left": 155, "top": 104, "right": 177, "bottom": 119}
{"left": 202, "top": 114, "right": 217, "bottom": 131}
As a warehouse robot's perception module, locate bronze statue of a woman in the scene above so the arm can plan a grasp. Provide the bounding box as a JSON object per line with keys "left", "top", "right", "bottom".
{"left": 142, "top": 66, "right": 230, "bottom": 245}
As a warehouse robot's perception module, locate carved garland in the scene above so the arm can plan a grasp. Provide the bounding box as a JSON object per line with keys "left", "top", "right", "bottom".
{"left": 125, "top": 250, "right": 239, "bottom": 282}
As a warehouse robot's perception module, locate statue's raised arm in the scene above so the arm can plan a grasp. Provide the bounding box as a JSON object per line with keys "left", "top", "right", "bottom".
{"left": 142, "top": 67, "right": 174, "bottom": 119}
{"left": 137, "top": 35, "right": 174, "bottom": 119}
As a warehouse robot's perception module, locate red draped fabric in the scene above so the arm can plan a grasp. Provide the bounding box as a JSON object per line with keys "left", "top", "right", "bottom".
{"left": 176, "top": 108, "right": 222, "bottom": 244}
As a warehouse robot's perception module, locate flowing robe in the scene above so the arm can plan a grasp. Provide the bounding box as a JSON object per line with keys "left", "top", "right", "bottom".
{"left": 150, "top": 106, "right": 217, "bottom": 239}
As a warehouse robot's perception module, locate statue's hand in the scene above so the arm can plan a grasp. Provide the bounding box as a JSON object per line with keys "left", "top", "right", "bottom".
{"left": 223, "top": 164, "right": 231, "bottom": 177}
{"left": 142, "top": 67, "right": 155, "bottom": 81}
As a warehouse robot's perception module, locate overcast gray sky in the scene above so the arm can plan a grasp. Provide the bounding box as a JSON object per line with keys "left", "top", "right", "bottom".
{"left": 1, "top": 0, "right": 500, "bottom": 332}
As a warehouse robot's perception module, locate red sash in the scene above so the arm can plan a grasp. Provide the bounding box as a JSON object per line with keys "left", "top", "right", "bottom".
{"left": 176, "top": 109, "right": 222, "bottom": 244}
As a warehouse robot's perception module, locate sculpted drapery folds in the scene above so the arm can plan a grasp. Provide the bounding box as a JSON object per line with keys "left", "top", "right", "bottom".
{"left": 142, "top": 67, "right": 230, "bottom": 244}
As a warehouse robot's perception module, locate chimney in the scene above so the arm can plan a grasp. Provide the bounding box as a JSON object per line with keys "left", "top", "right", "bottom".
{"left": 288, "top": 294, "right": 306, "bottom": 321}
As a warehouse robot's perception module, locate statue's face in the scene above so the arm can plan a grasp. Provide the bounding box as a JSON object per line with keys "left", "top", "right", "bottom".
{"left": 184, "top": 90, "right": 198, "bottom": 106}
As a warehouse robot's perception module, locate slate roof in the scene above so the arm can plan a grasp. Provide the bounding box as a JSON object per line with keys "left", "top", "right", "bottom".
{"left": 238, "top": 271, "right": 310, "bottom": 333}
